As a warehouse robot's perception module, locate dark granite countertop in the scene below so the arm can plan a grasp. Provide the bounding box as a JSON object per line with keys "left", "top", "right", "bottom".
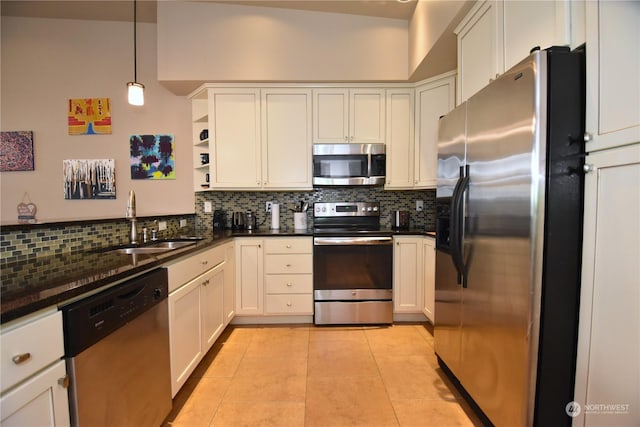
{"left": 0, "top": 227, "right": 429, "bottom": 324}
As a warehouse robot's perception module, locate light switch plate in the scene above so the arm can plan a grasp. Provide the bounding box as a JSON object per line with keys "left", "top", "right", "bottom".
{"left": 158, "top": 221, "right": 167, "bottom": 231}
{"left": 204, "top": 201, "right": 213, "bottom": 213}
{"left": 180, "top": 219, "right": 187, "bottom": 228}
{"left": 416, "top": 200, "right": 424, "bottom": 211}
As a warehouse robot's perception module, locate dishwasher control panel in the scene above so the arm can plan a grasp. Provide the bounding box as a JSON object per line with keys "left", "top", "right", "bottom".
{"left": 61, "top": 268, "right": 168, "bottom": 357}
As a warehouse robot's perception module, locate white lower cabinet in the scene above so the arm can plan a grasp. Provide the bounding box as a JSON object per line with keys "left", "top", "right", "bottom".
{"left": 167, "top": 242, "right": 233, "bottom": 397}
{"left": 0, "top": 310, "right": 70, "bottom": 427}
{"left": 235, "top": 237, "right": 313, "bottom": 320}
{"left": 1, "top": 360, "right": 70, "bottom": 427}
{"left": 573, "top": 143, "right": 640, "bottom": 427}
{"left": 223, "top": 242, "right": 235, "bottom": 325}
{"left": 393, "top": 236, "right": 424, "bottom": 313}
{"left": 422, "top": 237, "right": 436, "bottom": 323}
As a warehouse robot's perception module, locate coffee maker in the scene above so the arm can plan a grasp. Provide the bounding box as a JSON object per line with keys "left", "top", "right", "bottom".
{"left": 213, "top": 210, "right": 226, "bottom": 231}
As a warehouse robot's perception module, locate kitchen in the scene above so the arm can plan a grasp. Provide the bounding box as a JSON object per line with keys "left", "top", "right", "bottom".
{"left": 1, "top": 1, "right": 638, "bottom": 427}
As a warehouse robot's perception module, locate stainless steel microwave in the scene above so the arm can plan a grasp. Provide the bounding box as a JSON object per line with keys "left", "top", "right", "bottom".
{"left": 312, "top": 143, "right": 386, "bottom": 186}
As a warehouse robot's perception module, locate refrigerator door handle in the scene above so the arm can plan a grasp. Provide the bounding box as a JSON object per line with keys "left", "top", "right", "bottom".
{"left": 450, "top": 167, "right": 469, "bottom": 287}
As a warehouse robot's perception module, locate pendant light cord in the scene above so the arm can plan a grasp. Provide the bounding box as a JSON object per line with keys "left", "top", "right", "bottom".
{"left": 133, "top": 0, "right": 137, "bottom": 82}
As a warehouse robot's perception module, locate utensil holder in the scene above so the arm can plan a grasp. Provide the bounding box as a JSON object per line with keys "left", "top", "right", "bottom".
{"left": 294, "top": 212, "right": 307, "bottom": 230}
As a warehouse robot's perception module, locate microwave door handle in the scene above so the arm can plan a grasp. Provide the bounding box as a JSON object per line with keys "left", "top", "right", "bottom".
{"left": 367, "top": 152, "right": 372, "bottom": 178}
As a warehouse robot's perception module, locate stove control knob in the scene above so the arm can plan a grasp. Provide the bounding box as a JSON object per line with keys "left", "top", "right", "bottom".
{"left": 373, "top": 206, "right": 378, "bottom": 212}
{"left": 367, "top": 207, "right": 372, "bottom": 212}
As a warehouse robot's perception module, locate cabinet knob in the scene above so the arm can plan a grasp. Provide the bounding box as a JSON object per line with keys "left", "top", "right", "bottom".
{"left": 202, "top": 279, "right": 210, "bottom": 286}
{"left": 583, "top": 164, "right": 594, "bottom": 173}
{"left": 286, "top": 263, "right": 292, "bottom": 267}
{"left": 58, "top": 375, "right": 70, "bottom": 389}
{"left": 202, "top": 260, "right": 208, "bottom": 265}
{"left": 286, "top": 244, "right": 292, "bottom": 248}
{"left": 11, "top": 353, "right": 31, "bottom": 365}
{"left": 286, "top": 301, "right": 292, "bottom": 307}
{"left": 584, "top": 132, "right": 593, "bottom": 143}
{"left": 286, "top": 282, "right": 293, "bottom": 287}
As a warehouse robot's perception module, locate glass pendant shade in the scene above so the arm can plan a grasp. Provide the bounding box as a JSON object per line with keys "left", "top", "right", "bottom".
{"left": 127, "top": 82, "right": 144, "bottom": 106}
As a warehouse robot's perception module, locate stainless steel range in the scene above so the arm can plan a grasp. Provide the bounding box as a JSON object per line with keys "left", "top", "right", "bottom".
{"left": 313, "top": 202, "right": 393, "bottom": 325}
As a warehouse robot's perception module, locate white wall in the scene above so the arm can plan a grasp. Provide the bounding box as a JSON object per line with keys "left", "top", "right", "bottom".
{"left": 157, "top": 2, "right": 409, "bottom": 95}
{"left": 0, "top": 16, "right": 194, "bottom": 225}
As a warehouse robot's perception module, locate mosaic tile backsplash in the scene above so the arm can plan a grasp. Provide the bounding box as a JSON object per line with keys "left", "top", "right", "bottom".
{"left": 0, "top": 188, "right": 435, "bottom": 264}
{"left": 0, "top": 216, "right": 196, "bottom": 264}
{"left": 195, "top": 188, "right": 436, "bottom": 235}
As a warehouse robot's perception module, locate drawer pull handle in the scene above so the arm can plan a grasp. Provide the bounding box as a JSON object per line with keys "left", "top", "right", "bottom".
{"left": 286, "top": 283, "right": 293, "bottom": 287}
{"left": 12, "top": 353, "right": 31, "bottom": 365}
{"left": 286, "top": 264, "right": 292, "bottom": 267}
{"left": 202, "top": 260, "right": 208, "bottom": 265}
{"left": 286, "top": 245, "right": 292, "bottom": 248}
{"left": 58, "top": 375, "right": 70, "bottom": 389}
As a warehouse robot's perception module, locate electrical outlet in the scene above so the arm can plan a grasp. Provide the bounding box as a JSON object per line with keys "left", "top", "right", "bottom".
{"left": 158, "top": 221, "right": 167, "bottom": 231}
{"left": 266, "top": 201, "right": 273, "bottom": 212}
{"left": 416, "top": 200, "right": 424, "bottom": 212}
{"left": 180, "top": 219, "right": 187, "bottom": 228}
{"left": 204, "top": 201, "right": 212, "bottom": 213}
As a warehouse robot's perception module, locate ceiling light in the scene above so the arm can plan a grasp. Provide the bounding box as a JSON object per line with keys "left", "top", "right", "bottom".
{"left": 127, "top": 0, "right": 144, "bottom": 106}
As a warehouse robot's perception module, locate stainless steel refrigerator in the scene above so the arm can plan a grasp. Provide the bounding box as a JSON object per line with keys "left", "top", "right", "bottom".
{"left": 434, "top": 46, "right": 585, "bottom": 427}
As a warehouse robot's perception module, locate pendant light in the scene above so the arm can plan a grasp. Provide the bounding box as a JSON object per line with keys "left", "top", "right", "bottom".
{"left": 127, "top": 0, "right": 144, "bottom": 106}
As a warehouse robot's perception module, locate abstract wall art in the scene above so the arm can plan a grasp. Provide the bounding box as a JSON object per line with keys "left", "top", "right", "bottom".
{"left": 68, "top": 98, "right": 112, "bottom": 135}
{"left": 130, "top": 134, "right": 175, "bottom": 180}
{"left": 1, "top": 131, "right": 35, "bottom": 172}
{"left": 63, "top": 159, "right": 116, "bottom": 199}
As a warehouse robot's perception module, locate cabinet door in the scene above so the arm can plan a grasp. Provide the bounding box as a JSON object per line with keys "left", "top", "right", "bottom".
{"left": 422, "top": 238, "right": 436, "bottom": 323}
{"left": 313, "top": 89, "right": 349, "bottom": 143}
{"left": 209, "top": 88, "right": 261, "bottom": 188}
{"left": 574, "top": 143, "right": 640, "bottom": 427}
{"left": 502, "top": 1, "right": 571, "bottom": 71}
{"left": 0, "top": 360, "right": 70, "bottom": 427}
{"left": 262, "top": 89, "right": 312, "bottom": 189}
{"left": 201, "top": 264, "right": 225, "bottom": 352}
{"left": 235, "top": 239, "right": 264, "bottom": 315}
{"left": 385, "top": 89, "right": 415, "bottom": 189}
{"left": 168, "top": 278, "right": 202, "bottom": 397}
{"left": 393, "top": 237, "right": 423, "bottom": 313}
{"left": 584, "top": 1, "right": 640, "bottom": 152}
{"left": 223, "top": 242, "right": 235, "bottom": 325}
{"left": 350, "top": 89, "right": 386, "bottom": 144}
{"left": 455, "top": 0, "right": 504, "bottom": 105}
{"left": 414, "top": 73, "right": 456, "bottom": 189}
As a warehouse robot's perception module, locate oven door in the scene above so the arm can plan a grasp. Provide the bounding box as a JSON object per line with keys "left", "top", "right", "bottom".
{"left": 313, "top": 236, "right": 393, "bottom": 299}
{"left": 313, "top": 236, "right": 393, "bottom": 324}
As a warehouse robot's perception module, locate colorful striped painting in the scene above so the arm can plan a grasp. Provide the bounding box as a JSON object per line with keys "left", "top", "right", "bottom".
{"left": 68, "top": 98, "right": 112, "bottom": 135}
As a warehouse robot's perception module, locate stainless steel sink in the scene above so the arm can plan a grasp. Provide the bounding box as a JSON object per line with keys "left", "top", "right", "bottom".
{"left": 102, "top": 239, "right": 200, "bottom": 255}
{"left": 146, "top": 241, "right": 197, "bottom": 250}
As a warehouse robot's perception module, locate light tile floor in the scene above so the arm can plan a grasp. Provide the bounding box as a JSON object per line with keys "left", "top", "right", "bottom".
{"left": 163, "top": 323, "right": 484, "bottom": 427}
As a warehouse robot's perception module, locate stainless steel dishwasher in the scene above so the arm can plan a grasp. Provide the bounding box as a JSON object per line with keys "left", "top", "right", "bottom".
{"left": 61, "top": 268, "right": 171, "bottom": 427}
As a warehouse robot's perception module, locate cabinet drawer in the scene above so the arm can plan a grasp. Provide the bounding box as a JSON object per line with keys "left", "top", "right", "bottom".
{"left": 264, "top": 238, "right": 312, "bottom": 254}
{"left": 167, "top": 245, "right": 225, "bottom": 292}
{"left": 265, "top": 294, "right": 313, "bottom": 315}
{"left": 265, "top": 274, "right": 313, "bottom": 294}
{"left": 1, "top": 311, "right": 64, "bottom": 393}
{"left": 264, "top": 254, "right": 312, "bottom": 274}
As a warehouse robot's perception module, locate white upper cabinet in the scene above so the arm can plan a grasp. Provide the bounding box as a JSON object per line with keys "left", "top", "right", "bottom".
{"left": 385, "top": 89, "right": 415, "bottom": 189}
{"left": 456, "top": 0, "right": 577, "bottom": 105}
{"left": 261, "top": 89, "right": 313, "bottom": 189}
{"left": 313, "top": 88, "right": 385, "bottom": 144}
{"left": 414, "top": 72, "right": 456, "bottom": 189}
{"left": 209, "top": 88, "right": 262, "bottom": 188}
{"left": 455, "top": 0, "right": 503, "bottom": 105}
{"left": 584, "top": 1, "right": 640, "bottom": 152}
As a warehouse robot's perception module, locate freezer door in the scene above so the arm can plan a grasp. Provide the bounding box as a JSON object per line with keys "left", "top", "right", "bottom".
{"left": 436, "top": 103, "right": 466, "bottom": 199}
{"left": 460, "top": 52, "right": 545, "bottom": 426}
{"left": 434, "top": 248, "right": 463, "bottom": 376}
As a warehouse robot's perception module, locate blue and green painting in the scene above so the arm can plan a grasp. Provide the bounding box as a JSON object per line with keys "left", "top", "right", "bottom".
{"left": 130, "top": 134, "right": 175, "bottom": 180}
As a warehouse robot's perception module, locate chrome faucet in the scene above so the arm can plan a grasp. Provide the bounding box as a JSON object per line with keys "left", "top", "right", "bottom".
{"left": 125, "top": 190, "right": 139, "bottom": 245}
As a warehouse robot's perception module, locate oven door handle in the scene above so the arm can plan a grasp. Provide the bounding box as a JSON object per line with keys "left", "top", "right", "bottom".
{"left": 313, "top": 236, "right": 393, "bottom": 246}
